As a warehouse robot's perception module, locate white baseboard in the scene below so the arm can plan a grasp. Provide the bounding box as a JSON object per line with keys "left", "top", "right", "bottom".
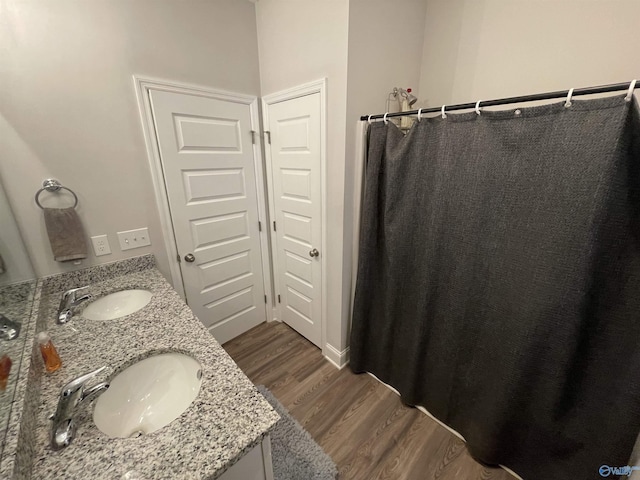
{"left": 365, "top": 371, "right": 523, "bottom": 480}
{"left": 267, "top": 308, "right": 279, "bottom": 322}
{"left": 323, "top": 343, "right": 350, "bottom": 369}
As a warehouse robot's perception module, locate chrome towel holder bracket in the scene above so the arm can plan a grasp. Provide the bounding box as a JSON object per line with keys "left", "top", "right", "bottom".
{"left": 35, "top": 179, "right": 79, "bottom": 209}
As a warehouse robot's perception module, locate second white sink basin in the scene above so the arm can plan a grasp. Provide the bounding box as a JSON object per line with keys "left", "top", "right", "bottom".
{"left": 82, "top": 289, "right": 152, "bottom": 320}
{"left": 93, "top": 353, "right": 202, "bottom": 438}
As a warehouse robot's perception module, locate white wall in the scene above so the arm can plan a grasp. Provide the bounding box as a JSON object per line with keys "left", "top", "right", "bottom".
{"left": 0, "top": 179, "right": 34, "bottom": 286}
{"left": 418, "top": 0, "right": 640, "bottom": 107}
{"left": 347, "top": 0, "right": 427, "bottom": 117}
{"left": 0, "top": 0, "right": 261, "bottom": 280}
{"left": 344, "top": 0, "right": 427, "bottom": 346}
{"left": 255, "top": 0, "right": 351, "bottom": 355}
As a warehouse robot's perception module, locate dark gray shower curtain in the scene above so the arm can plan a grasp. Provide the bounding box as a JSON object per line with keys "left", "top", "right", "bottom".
{"left": 350, "top": 95, "right": 640, "bottom": 480}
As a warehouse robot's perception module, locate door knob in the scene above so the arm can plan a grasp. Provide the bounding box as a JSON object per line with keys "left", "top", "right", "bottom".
{"left": 184, "top": 253, "right": 195, "bottom": 263}
{"left": 309, "top": 248, "right": 319, "bottom": 258}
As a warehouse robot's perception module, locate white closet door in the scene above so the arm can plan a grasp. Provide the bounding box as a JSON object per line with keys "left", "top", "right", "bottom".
{"left": 266, "top": 93, "right": 323, "bottom": 347}
{"left": 150, "top": 89, "right": 266, "bottom": 344}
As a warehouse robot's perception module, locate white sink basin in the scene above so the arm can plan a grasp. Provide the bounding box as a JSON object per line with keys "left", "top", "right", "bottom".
{"left": 82, "top": 289, "right": 152, "bottom": 320}
{"left": 93, "top": 353, "right": 202, "bottom": 438}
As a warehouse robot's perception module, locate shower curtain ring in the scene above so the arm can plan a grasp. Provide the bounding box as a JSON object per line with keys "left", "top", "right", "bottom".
{"left": 367, "top": 115, "right": 373, "bottom": 124}
{"left": 441, "top": 105, "right": 447, "bottom": 119}
{"left": 417, "top": 108, "right": 423, "bottom": 122}
{"left": 475, "top": 100, "right": 482, "bottom": 115}
{"left": 625, "top": 80, "right": 637, "bottom": 102}
{"left": 383, "top": 112, "right": 389, "bottom": 125}
{"left": 565, "top": 88, "right": 574, "bottom": 108}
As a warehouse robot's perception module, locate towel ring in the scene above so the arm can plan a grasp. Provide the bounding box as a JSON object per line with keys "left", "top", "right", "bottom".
{"left": 441, "top": 105, "right": 447, "bottom": 119}
{"left": 35, "top": 179, "right": 78, "bottom": 209}
{"left": 625, "top": 79, "right": 637, "bottom": 102}
{"left": 367, "top": 115, "right": 373, "bottom": 124}
{"left": 383, "top": 112, "right": 389, "bottom": 124}
{"left": 417, "top": 108, "right": 423, "bottom": 121}
{"left": 475, "top": 100, "right": 482, "bottom": 115}
{"left": 565, "top": 88, "right": 574, "bottom": 108}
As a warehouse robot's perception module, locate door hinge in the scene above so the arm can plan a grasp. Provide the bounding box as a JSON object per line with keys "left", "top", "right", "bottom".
{"left": 273, "top": 221, "right": 277, "bottom": 231}
{"left": 176, "top": 254, "right": 181, "bottom": 263}
{"left": 264, "top": 131, "right": 271, "bottom": 144}
{"left": 251, "top": 130, "right": 257, "bottom": 145}
{"left": 264, "top": 295, "right": 267, "bottom": 304}
{"left": 277, "top": 294, "right": 281, "bottom": 304}
{"left": 258, "top": 221, "right": 262, "bottom": 232}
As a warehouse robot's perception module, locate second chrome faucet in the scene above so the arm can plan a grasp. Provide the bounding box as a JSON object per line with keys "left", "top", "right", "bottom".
{"left": 50, "top": 366, "right": 109, "bottom": 450}
{"left": 57, "top": 286, "right": 92, "bottom": 324}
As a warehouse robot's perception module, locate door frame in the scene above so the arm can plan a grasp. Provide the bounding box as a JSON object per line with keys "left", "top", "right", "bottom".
{"left": 261, "top": 78, "right": 328, "bottom": 355}
{"left": 133, "top": 75, "right": 274, "bottom": 319}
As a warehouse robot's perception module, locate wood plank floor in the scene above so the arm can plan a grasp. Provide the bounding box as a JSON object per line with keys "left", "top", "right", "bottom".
{"left": 223, "top": 321, "right": 515, "bottom": 480}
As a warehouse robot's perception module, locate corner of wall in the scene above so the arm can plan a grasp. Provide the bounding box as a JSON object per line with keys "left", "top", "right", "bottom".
{"left": 323, "top": 342, "right": 350, "bottom": 369}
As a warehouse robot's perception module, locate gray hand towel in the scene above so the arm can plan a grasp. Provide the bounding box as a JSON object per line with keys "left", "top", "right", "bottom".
{"left": 43, "top": 207, "right": 88, "bottom": 262}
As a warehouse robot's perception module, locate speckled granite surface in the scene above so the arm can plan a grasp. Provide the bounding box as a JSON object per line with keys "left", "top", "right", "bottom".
{"left": 26, "top": 256, "right": 279, "bottom": 479}
{"left": 0, "top": 280, "right": 39, "bottom": 479}
{"left": 39, "top": 254, "right": 156, "bottom": 297}
{"left": 0, "top": 281, "right": 37, "bottom": 434}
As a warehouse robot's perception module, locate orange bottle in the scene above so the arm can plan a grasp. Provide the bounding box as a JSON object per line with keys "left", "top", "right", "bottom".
{"left": 37, "top": 332, "right": 62, "bottom": 373}
{"left": 0, "top": 355, "right": 12, "bottom": 390}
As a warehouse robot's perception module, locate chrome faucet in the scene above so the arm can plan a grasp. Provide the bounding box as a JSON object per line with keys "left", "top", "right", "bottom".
{"left": 50, "top": 366, "right": 109, "bottom": 450}
{"left": 57, "top": 287, "right": 92, "bottom": 324}
{"left": 0, "top": 314, "right": 20, "bottom": 340}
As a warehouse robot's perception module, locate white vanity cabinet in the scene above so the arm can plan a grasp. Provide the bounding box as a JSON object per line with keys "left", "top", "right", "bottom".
{"left": 218, "top": 435, "right": 274, "bottom": 480}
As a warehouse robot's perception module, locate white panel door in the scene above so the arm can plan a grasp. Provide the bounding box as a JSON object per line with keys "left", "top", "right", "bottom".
{"left": 150, "top": 89, "right": 266, "bottom": 344}
{"left": 266, "top": 93, "right": 322, "bottom": 347}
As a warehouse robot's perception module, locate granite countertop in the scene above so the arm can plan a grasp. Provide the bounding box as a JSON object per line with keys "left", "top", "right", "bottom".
{"left": 0, "top": 280, "right": 39, "bottom": 478}
{"left": 0, "top": 281, "right": 37, "bottom": 382}
{"left": 30, "top": 260, "right": 279, "bottom": 479}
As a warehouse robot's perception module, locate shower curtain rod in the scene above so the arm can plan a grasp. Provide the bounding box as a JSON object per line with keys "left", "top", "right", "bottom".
{"left": 359, "top": 80, "right": 639, "bottom": 121}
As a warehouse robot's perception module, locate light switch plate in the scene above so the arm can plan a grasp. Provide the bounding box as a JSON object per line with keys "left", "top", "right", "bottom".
{"left": 91, "top": 235, "right": 112, "bottom": 256}
{"left": 117, "top": 228, "right": 151, "bottom": 251}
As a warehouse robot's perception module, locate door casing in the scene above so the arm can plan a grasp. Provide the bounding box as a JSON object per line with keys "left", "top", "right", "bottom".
{"left": 134, "top": 75, "right": 275, "bottom": 322}
{"left": 262, "top": 78, "right": 328, "bottom": 358}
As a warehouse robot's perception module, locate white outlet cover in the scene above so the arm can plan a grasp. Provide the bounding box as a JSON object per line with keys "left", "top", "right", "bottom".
{"left": 91, "top": 235, "right": 112, "bottom": 256}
